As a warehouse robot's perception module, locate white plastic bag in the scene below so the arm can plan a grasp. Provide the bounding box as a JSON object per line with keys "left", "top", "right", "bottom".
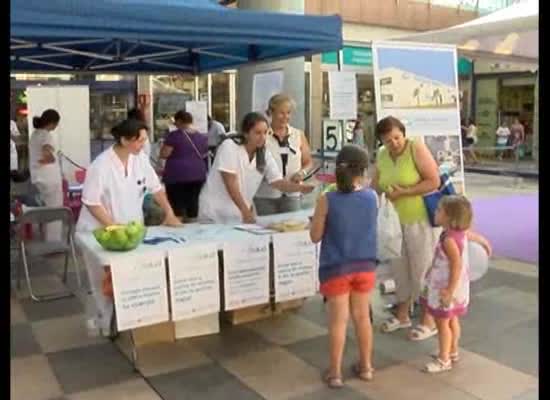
{"left": 377, "top": 193, "right": 403, "bottom": 262}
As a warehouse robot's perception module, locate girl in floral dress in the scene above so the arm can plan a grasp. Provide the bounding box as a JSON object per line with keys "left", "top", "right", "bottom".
{"left": 421, "top": 195, "right": 491, "bottom": 373}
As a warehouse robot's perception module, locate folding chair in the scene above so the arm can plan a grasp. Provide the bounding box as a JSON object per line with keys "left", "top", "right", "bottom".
{"left": 15, "top": 207, "right": 82, "bottom": 302}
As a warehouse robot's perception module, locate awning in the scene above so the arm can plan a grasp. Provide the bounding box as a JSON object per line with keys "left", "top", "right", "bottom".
{"left": 11, "top": 0, "right": 343, "bottom": 73}
{"left": 394, "top": 0, "right": 538, "bottom": 63}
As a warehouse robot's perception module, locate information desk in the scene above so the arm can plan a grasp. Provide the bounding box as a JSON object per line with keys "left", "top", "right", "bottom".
{"left": 75, "top": 209, "right": 316, "bottom": 368}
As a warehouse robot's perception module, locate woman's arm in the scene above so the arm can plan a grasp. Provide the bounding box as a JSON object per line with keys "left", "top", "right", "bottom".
{"left": 310, "top": 194, "right": 328, "bottom": 243}
{"left": 159, "top": 144, "right": 174, "bottom": 159}
{"left": 370, "top": 165, "right": 382, "bottom": 194}
{"left": 466, "top": 230, "right": 492, "bottom": 257}
{"left": 270, "top": 179, "right": 314, "bottom": 194}
{"left": 221, "top": 171, "right": 255, "bottom": 223}
{"left": 152, "top": 189, "right": 183, "bottom": 226}
{"left": 85, "top": 205, "right": 115, "bottom": 227}
{"left": 39, "top": 144, "right": 56, "bottom": 164}
{"left": 388, "top": 140, "right": 440, "bottom": 200}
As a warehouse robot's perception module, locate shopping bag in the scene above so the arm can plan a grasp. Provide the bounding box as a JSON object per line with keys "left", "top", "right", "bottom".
{"left": 377, "top": 193, "right": 403, "bottom": 261}
{"left": 423, "top": 173, "right": 456, "bottom": 227}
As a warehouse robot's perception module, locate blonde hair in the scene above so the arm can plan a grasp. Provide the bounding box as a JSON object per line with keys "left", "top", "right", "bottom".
{"left": 439, "top": 195, "right": 473, "bottom": 230}
{"left": 267, "top": 93, "right": 295, "bottom": 115}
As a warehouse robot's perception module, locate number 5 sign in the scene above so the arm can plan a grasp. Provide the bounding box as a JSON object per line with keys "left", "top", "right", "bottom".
{"left": 323, "top": 119, "right": 343, "bottom": 152}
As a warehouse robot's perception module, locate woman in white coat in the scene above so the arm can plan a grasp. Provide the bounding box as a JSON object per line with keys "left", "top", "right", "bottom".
{"left": 28, "top": 109, "right": 63, "bottom": 241}
{"left": 198, "top": 112, "right": 314, "bottom": 224}
{"left": 77, "top": 118, "right": 181, "bottom": 333}
{"left": 254, "top": 94, "right": 313, "bottom": 215}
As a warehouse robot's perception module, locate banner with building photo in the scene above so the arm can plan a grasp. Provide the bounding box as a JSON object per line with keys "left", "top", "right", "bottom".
{"left": 372, "top": 41, "right": 465, "bottom": 191}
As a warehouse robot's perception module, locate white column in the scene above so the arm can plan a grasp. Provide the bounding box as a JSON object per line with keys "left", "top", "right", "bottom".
{"left": 136, "top": 75, "right": 154, "bottom": 140}
{"left": 236, "top": 0, "right": 306, "bottom": 131}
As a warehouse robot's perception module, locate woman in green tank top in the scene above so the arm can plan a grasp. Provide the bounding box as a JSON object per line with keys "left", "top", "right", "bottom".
{"left": 371, "top": 117, "right": 442, "bottom": 342}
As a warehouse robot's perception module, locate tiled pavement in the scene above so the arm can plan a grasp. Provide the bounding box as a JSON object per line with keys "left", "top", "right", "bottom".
{"left": 11, "top": 174, "right": 539, "bottom": 400}
{"left": 11, "top": 254, "right": 538, "bottom": 400}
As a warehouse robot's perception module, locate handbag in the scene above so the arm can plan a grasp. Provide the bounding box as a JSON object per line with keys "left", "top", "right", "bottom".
{"left": 423, "top": 172, "right": 456, "bottom": 227}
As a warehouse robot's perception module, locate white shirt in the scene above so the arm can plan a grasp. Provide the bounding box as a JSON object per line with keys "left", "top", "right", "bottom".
{"left": 10, "top": 139, "right": 18, "bottom": 171}
{"left": 76, "top": 146, "right": 162, "bottom": 232}
{"left": 256, "top": 125, "right": 303, "bottom": 199}
{"left": 198, "top": 139, "right": 282, "bottom": 223}
{"left": 28, "top": 129, "right": 62, "bottom": 185}
{"left": 207, "top": 120, "right": 226, "bottom": 147}
{"left": 467, "top": 124, "right": 478, "bottom": 143}
{"left": 11, "top": 120, "right": 20, "bottom": 138}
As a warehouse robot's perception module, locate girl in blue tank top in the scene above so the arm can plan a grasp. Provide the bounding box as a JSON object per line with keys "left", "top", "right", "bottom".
{"left": 310, "top": 145, "right": 378, "bottom": 388}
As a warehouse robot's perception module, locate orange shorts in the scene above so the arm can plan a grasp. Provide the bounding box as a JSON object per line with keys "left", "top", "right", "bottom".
{"left": 320, "top": 271, "right": 376, "bottom": 297}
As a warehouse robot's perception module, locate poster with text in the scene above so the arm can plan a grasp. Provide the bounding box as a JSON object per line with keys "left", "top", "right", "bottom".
{"left": 372, "top": 41, "right": 465, "bottom": 191}
{"left": 186, "top": 101, "right": 208, "bottom": 134}
{"left": 167, "top": 244, "right": 220, "bottom": 321}
{"left": 252, "top": 70, "right": 284, "bottom": 115}
{"left": 328, "top": 71, "right": 358, "bottom": 121}
{"left": 110, "top": 251, "right": 169, "bottom": 331}
{"left": 273, "top": 231, "right": 317, "bottom": 302}
{"left": 223, "top": 238, "right": 270, "bottom": 310}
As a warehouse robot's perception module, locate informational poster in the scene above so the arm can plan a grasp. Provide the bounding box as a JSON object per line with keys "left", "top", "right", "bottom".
{"left": 186, "top": 101, "right": 208, "bottom": 134}
{"left": 110, "top": 251, "right": 169, "bottom": 331}
{"left": 223, "top": 238, "right": 270, "bottom": 310}
{"left": 273, "top": 232, "right": 317, "bottom": 302}
{"left": 167, "top": 244, "right": 220, "bottom": 321}
{"left": 372, "top": 41, "right": 465, "bottom": 191}
{"left": 328, "top": 71, "right": 357, "bottom": 121}
{"left": 252, "top": 69, "right": 284, "bottom": 114}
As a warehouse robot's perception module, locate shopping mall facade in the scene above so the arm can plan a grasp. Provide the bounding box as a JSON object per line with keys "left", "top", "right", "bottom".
{"left": 10, "top": 0, "right": 536, "bottom": 164}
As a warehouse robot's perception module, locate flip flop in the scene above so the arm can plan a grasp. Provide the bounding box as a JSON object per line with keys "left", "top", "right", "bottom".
{"left": 322, "top": 370, "right": 344, "bottom": 389}
{"left": 352, "top": 363, "right": 374, "bottom": 381}
{"left": 409, "top": 325, "right": 438, "bottom": 341}
{"left": 380, "top": 317, "right": 412, "bottom": 333}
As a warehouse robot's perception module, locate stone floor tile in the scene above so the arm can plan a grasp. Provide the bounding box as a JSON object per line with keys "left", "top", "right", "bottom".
{"left": 47, "top": 342, "right": 139, "bottom": 394}
{"left": 11, "top": 296, "right": 27, "bottom": 325}
{"left": 473, "top": 286, "right": 538, "bottom": 313}
{"left": 288, "top": 385, "right": 371, "bottom": 400}
{"left": 32, "top": 314, "right": 108, "bottom": 353}
{"left": 20, "top": 295, "right": 84, "bottom": 322}
{"left": 464, "top": 318, "right": 538, "bottom": 377}
{"left": 220, "top": 347, "right": 325, "bottom": 400}
{"left": 185, "top": 323, "right": 276, "bottom": 362}
{"left": 244, "top": 313, "right": 327, "bottom": 346}
{"left": 295, "top": 295, "right": 327, "bottom": 327}
{"left": 285, "top": 334, "right": 399, "bottom": 376}
{"left": 417, "top": 349, "right": 538, "bottom": 400}
{"left": 67, "top": 379, "right": 162, "bottom": 400}
{"left": 490, "top": 258, "right": 538, "bottom": 278}
{"left": 148, "top": 363, "right": 262, "bottom": 400}
{"left": 14, "top": 274, "right": 72, "bottom": 301}
{"left": 512, "top": 387, "right": 539, "bottom": 400}
{"left": 347, "top": 363, "right": 478, "bottom": 400}
{"left": 130, "top": 339, "right": 213, "bottom": 378}
{"left": 11, "top": 354, "right": 63, "bottom": 400}
{"left": 11, "top": 323, "right": 42, "bottom": 358}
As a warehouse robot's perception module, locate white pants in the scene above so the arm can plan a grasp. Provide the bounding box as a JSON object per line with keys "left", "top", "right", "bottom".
{"left": 81, "top": 247, "right": 114, "bottom": 332}
{"left": 35, "top": 180, "right": 63, "bottom": 242}
{"left": 390, "top": 221, "right": 441, "bottom": 304}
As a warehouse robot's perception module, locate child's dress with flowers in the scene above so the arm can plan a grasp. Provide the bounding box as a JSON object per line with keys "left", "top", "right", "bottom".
{"left": 421, "top": 230, "right": 470, "bottom": 318}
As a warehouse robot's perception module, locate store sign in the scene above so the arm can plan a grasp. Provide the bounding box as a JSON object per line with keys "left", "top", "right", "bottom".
{"left": 322, "top": 46, "right": 373, "bottom": 67}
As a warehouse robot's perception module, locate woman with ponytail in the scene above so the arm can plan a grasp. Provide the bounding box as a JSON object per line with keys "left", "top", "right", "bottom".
{"left": 28, "top": 109, "right": 62, "bottom": 240}
{"left": 198, "top": 112, "right": 314, "bottom": 224}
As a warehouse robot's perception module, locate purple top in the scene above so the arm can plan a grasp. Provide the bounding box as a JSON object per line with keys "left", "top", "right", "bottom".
{"left": 163, "top": 129, "right": 208, "bottom": 184}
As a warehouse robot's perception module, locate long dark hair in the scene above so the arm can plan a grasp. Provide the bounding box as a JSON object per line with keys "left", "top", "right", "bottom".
{"left": 222, "top": 112, "right": 268, "bottom": 173}
{"left": 33, "top": 109, "right": 60, "bottom": 129}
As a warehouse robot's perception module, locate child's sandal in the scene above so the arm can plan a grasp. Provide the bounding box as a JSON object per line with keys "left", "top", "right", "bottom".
{"left": 352, "top": 363, "right": 374, "bottom": 381}
{"left": 431, "top": 352, "right": 460, "bottom": 363}
{"left": 323, "top": 370, "right": 344, "bottom": 389}
{"left": 423, "top": 358, "right": 452, "bottom": 373}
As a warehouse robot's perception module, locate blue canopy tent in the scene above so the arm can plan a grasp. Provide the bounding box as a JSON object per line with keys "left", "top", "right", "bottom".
{"left": 11, "top": 0, "right": 343, "bottom": 73}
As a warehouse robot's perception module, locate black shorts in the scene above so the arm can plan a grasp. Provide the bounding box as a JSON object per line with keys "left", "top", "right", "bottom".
{"left": 464, "top": 137, "right": 475, "bottom": 147}
{"left": 165, "top": 181, "right": 205, "bottom": 219}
